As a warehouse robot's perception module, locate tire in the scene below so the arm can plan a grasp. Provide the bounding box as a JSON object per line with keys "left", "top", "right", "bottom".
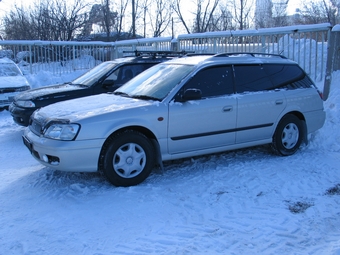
{"left": 101, "top": 130, "right": 155, "bottom": 187}
{"left": 271, "top": 114, "right": 304, "bottom": 156}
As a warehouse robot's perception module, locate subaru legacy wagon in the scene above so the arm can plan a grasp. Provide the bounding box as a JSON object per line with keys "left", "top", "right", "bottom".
{"left": 23, "top": 53, "right": 326, "bottom": 187}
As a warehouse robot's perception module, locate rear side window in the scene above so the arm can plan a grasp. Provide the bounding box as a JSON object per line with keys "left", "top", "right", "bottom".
{"left": 263, "top": 64, "right": 313, "bottom": 89}
{"left": 234, "top": 64, "right": 273, "bottom": 93}
{"left": 183, "top": 66, "right": 234, "bottom": 98}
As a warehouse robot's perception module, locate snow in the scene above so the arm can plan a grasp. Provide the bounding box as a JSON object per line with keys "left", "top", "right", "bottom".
{"left": 1, "top": 64, "right": 340, "bottom": 254}
{"left": 35, "top": 94, "right": 151, "bottom": 122}
{"left": 0, "top": 58, "right": 30, "bottom": 89}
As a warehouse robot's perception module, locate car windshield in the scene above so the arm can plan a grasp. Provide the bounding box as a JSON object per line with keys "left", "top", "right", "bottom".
{"left": 115, "top": 63, "right": 195, "bottom": 101}
{"left": 70, "top": 62, "right": 118, "bottom": 87}
{"left": 0, "top": 63, "right": 22, "bottom": 77}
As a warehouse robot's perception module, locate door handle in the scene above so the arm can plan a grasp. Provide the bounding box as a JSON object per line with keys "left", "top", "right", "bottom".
{"left": 275, "top": 100, "right": 284, "bottom": 105}
{"left": 223, "top": 106, "right": 233, "bottom": 112}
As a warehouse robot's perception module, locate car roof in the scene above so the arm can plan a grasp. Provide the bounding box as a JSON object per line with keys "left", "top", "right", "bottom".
{"left": 163, "top": 52, "right": 298, "bottom": 66}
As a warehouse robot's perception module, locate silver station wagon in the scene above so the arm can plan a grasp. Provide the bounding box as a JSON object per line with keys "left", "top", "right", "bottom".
{"left": 23, "top": 53, "right": 326, "bottom": 186}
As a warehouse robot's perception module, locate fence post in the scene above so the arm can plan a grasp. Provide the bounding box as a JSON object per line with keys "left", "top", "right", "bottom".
{"left": 29, "top": 45, "right": 33, "bottom": 74}
{"left": 171, "top": 38, "right": 178, "bottom": 51}
{"left": 323, "top": 24, "right": 340, "bottom": 101}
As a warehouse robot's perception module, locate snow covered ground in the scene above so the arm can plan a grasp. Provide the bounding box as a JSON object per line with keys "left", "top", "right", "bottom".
{"left": 0, "top": 67, "right": 340, "bottom": 254}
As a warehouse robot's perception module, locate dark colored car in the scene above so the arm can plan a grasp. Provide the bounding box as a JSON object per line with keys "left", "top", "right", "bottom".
{"left": 9, "top": 51, "right": 184, "bottom": 126}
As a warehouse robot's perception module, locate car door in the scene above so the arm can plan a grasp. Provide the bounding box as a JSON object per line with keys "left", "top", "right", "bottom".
{"left": 234, "top": 64, "right": 287, "bottom": 144}
{"left": 168, "top": 66, "right": 237, "bottom": 154}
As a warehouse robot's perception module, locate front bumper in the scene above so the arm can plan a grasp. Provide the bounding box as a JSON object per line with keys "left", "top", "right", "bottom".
{"left": 23, "top": 128, "right": 105, "bottom": 172}
{"left": 9, "top": 103, "right": 36, "bottom": 126}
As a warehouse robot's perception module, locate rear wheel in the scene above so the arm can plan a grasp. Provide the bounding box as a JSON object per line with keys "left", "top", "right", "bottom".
{"left": 271, "top": 114, "right": 304, "bottom": 156}
{"left": 101, "top": 130, "right": 155, "bottom": 187}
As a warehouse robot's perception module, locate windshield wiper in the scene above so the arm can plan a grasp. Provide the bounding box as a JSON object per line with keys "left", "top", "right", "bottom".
{"left": 131, "top": 95, "right": 161, "bottom": 101}
{"left": 69, "top": 83, "right": 88, "bottom": 87}
{"left": 113, "top": 91, "right": 130, "bottom": 97}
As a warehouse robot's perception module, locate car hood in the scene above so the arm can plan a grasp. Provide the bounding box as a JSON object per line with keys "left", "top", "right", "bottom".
{"left": 34, "top": 93, "right": 154, "bottom": 123}
{"left": 14, "top": 83, "right": 84, "bottom": 100}
{"left": 0, "top": 76, "right": 30, "bottom": 89}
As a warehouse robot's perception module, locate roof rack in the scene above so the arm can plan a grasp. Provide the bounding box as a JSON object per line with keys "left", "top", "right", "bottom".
{"left": 185, "top": 53, "right": 216, "bottom": 57}
{"left": 123, "top": 50, "right": 195, "bottom": 58}
{"left": 213, "top": 52, "right": 287, "bottom": 59}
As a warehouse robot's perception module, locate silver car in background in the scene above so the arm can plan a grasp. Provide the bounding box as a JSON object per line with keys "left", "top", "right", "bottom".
{"left": 0, "top": 57, "right": 30, "bottom": 110}
{"left": 23, "top": 53, "right": 326, "bottom": 186}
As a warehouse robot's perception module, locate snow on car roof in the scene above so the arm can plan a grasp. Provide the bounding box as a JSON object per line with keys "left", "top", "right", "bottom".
{"left": 162, "top": 55, "right": 213, "bottom": 65}
{"left": 162, "top": 53, "right": 296, "bottom": 66}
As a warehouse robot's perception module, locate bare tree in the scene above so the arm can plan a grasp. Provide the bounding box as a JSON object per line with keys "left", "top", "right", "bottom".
{"left": 322, "top": 0, "right": 340, "bottom": 25}
{"left": 195, "top": 0, "right": 220, "bottom": 33}
{"left": 31, "top": 2, "right": 54, "bottom": 40}
{"left": 301, "top": 1, "right": 328, "bottom": 24}
{"left": 112, "top": 0, "right": 130, "bottom": 39}
{"left": 299, "top": 0, "right": 339, "bottom": 25}
{"left": 172, "top": 0, "right": 220, "bottom": 34}
{"left": 231, "top": 0, "right": 253, "bottom": 30}
{"left": 49, "top": 0, "right": 90, "bottom": 41}
{"left": 210, "top": 3, "right": 234, "bottom": 31}
{"left": 138, "top": 0, "right": 151, "bottom": 37}
{"left": 272, "top": 0, "right": 289, "bottom": 27}
{"left": 3, "top": 6, "right": 34, "bottom": 40}
{"left": 97, "top": 0, "right": 118, "bottom": 40}
{"left": 3, "top": 0, "right": 90, "bottom": 41}
{"left": 148, "top": 0, "right": 173, "bottom": 37}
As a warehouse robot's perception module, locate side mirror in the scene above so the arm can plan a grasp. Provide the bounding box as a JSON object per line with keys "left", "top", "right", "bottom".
{"left": 178, "top": 88, "right": 202, "bottom": 102}
{"left": 103, "top": 79, "right": 115, "bottom": 88}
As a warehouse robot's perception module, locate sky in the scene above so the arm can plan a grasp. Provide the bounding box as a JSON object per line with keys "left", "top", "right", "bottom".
{"left": 0, "top": 33, "right": 340, "bottom": 254}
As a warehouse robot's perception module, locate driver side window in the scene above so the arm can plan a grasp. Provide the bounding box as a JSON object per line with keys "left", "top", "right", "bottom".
{"left": 182, "top": 66, "right": 234, "bottom": 98}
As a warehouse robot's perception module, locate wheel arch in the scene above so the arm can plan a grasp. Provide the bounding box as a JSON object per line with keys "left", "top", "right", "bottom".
{"left": 98, "top": 125, "right": 162, "bottom": 172}
{"left": 277, "top": 111, "right": 308, "bottom": 144}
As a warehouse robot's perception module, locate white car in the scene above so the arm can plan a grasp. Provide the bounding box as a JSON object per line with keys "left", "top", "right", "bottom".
{"left": 0, "top": 57, "right": 30, "bottom": 110}
{"left": 23, "top": 53, "right": 326, "bottom": 186}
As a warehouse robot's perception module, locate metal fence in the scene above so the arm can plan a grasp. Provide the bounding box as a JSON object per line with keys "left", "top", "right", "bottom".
{"left": 177, "top": 23, "right": 332, "bottom": 82}
{"left": 0, "top": 37, "right": 173, "bottom": 75}
{"left": 0, "top": 23, "right": 333, "bottom": 82}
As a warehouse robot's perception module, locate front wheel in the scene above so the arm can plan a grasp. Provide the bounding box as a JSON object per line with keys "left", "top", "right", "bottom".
{"left": 101, "top": 130, "right": 156, "bottom": 187}
{"left": 271, "top": 114, "right": 304, "bottom": 156}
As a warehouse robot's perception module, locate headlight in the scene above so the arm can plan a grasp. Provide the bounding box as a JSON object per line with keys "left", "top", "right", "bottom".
{"left": 16, "top": 100, "right": 36, "bottom": 108}
{"left": 44, "top": 123, "right": 80, "bottom": 141}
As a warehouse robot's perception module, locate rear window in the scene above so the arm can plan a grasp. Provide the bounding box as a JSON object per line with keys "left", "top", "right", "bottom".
{"left": 233, "top": 64, "right": 314, "bottom": 93}
{"left": 263, "top": 64, "right": 313, "bottom": 89}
